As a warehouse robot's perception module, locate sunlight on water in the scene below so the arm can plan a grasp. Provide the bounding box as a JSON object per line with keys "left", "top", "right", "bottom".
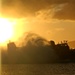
{"left": 1, "top": 64, "right": 75, "bottom": 75}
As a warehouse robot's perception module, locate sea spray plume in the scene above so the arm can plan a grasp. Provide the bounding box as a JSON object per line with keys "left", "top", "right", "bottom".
{"left": 1, "top": 32, "right": 59, "bottom": 64}
{"left": 25, "top": 32, "right": 49, "bottom": 46}
{"left": 19, "top": 32, "right": 59, "bottom": 63}
{"left": 20, "top": 32, "right": 49, "bottom": 47}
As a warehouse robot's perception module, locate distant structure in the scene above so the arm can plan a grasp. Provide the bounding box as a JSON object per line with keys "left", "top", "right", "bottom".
{"left": 49, "top": 40, "right": 55, "bottom": 46}
{"left": 7, "top": 41, "right": 17, "bottom": 63}
{"left": 49, "top": 40, "right": 56, "bottom": 49}
{"left": 7, "top": 41, "right": 17, "bottom": 52}
{"left": 56, "top": 40, "right": 69, "bottom": 49}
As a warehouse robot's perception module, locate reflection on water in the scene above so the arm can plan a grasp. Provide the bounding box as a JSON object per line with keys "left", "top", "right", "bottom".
{"left": 1, "top": 63, "right": 75, "bottom": 75}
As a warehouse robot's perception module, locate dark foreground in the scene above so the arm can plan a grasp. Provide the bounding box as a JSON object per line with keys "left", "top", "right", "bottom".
{"left": 1, "top": 63, "right": 75, "bottom": 75}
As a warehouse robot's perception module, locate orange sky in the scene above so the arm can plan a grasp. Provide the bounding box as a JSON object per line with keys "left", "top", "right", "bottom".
{"left": 0, "top": 0, "right": 75, "bottom": 46}
{"left": 0, "top": 16, "right": 75, "bottom": 46}
{"left": 14, "top": 18, "right": 75, "bottom": 43}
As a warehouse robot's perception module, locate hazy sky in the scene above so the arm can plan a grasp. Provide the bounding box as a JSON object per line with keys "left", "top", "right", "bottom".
{"left": 1, "top": 0, "right": 75, "bottom": 43}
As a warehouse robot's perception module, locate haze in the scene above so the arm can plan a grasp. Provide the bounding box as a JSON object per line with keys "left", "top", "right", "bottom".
{"left": 0, "top": 0, "right": 75, "bottom": 46}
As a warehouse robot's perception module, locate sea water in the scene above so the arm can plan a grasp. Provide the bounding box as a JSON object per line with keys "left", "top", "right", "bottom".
{"left": 1, "top": 63, "right": 75, "bottom": 75}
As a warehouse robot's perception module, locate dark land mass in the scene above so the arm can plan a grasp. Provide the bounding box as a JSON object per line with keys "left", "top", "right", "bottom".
{"left": 1, "top": 33, "right": 75, "bottom": 64}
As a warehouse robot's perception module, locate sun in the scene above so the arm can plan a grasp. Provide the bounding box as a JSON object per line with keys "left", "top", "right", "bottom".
{"left": 0, "top": 18, "right": 14, "bottom": 43}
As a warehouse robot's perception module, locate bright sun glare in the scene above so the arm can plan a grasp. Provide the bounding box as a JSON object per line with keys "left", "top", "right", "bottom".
{"left": 0, "top": 18, "right": 14, "bottom": 43}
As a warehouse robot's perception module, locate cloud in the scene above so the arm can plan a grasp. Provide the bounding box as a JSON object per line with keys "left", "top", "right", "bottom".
{"left": 53, "top": 3, "right": 75, "bottom": 20}
{"left": 1, "top": 0, "right": 75, "bottom": 20}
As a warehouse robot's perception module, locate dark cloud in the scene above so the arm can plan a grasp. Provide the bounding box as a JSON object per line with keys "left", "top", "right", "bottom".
{"left": 53, "top": 3, "right": 75, "bottom": 20}
{"left": 1, "top": 0, "right": 75, "bottom": 20}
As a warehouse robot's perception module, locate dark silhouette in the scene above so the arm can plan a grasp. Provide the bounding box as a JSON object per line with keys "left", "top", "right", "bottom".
{"left": 1, "top": 32, "right": 75, "bottom": 64}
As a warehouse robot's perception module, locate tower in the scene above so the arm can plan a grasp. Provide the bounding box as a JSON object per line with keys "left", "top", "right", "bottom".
{"left": 7, "top": 41, "right": 17, "bottom": 51}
